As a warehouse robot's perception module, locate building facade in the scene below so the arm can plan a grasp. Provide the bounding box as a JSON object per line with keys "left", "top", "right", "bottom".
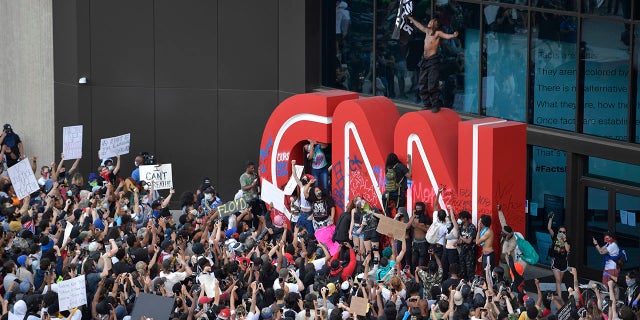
{"left": 42, "top": 0, "right": 639, "bottom": 279}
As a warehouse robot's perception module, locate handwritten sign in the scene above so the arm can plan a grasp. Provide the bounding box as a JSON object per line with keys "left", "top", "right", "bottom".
{"left": 283, "top": 165, "right": 304, "bottom": 195}
{"left": 7, "top": 158, "right": 40, "bottom": 199}
{"left": 556, "top": 295, "right": 577, "bottom": 320}
{"left": 217, "top": 198, "right": 248, "bottom": 218}
{"left": 57, "top": 275, "right": 87, "bottom": 311}
{"left": 350, "top": 296, "right": 368, "bottom": 316}
{"left": 261, "top": 179, "right": 287, "bottom": 216}
{"left": 63, "top": 223, "right": 74, "bottom": 245}
{"left": 62, "top": 125, "right": 83, "bottom": 160}
{"left": 99, "top": 133, "right": 130, "bottom": 159}
{"left": 376, "top": 215, "right": 407, "bottom": 240}
{"left": 139, "top": 164, "right": 173, "bottom": 190}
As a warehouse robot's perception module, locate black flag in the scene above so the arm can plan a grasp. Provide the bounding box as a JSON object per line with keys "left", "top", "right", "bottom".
{"left": 392, "top": 0, "right": 414, "bottom": 40}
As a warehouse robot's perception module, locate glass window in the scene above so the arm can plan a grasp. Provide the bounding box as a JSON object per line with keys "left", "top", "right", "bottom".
{"left": 433, "top": 1, "right": 482, "bottom": 114}
{"left": 585, "top": 187, "right": 609, "bottom": 270}
{"left": 635, "top": 24, "right": 640, "bottom": 142}
{"left": 330, "top": 1, "right": 374, "bottom": 94}
{"left": 486, "top": 0, "right": 530, "bottom": 5}
{"left": 588, "top": 156, "right": 640, "bottom": 185}
{"left": 581, "top": 19, "right": 630, "bottom": 141}
{"left": 531, "top": 13, "right": 577, "bottom": 130}
{"left": 529, "top": 146, "right": 567, "bottom": 264}
{"left": 483, "top": 5, "right": 528, "bottom": 121}
{"left": 581, "top": 0, "right": 630, "bottom": 17}
{"left": 537, "top": 0, "right": 578, "bottom": 11}
{"left": 615, "top": 193, "right": 639, "bottom": 270}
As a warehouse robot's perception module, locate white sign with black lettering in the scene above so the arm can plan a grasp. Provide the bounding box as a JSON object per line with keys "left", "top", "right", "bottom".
{"left": 62, "top": 125, "right": 83, "bottom": 160}
{"left": 99, "top": 133, "right": 130, "bottom": 159}
{"left": 57, "top": 275, "right": 87, "bottom": 311}
{"left": 139, "top": 164, "right": 173, "bottom": 190}
{"left": 7, "top": 158, "right": 40, "bottom": 199}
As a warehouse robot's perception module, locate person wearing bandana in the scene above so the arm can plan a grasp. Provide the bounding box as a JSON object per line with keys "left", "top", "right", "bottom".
{"left": 593, "top": 231, "right": 621, "bottom": 284}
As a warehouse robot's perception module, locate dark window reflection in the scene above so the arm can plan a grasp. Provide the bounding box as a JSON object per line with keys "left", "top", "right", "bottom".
{"left": 535, "top": 0, "right": 578, "bottom": 11}
{"left": 332, "top": 1, "right": 373, "bottom": 93}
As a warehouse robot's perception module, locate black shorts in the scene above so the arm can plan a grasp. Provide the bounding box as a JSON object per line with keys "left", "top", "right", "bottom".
{"left": 364, "top": 229, "right": 380, "bottom": 242}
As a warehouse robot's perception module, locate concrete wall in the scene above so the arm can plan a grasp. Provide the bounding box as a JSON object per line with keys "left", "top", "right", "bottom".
{"left": 0, "top": 0, "right": 55, "bottom": 167}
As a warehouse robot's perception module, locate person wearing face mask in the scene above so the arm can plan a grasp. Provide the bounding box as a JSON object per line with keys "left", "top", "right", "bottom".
{"left": 622, "top": 271, "right": 639, "bottom": 308}
{"left": 457, "top": 210, "right": 476, "bottom": 280}
{"left": 442, "top": 204, "right": 460, "bottom": 279}
{"left": 593, "top": 231, "right": 620, "bottom": 285}
{"left": 131, "top": 154, "right": 145, "bottom": 183}
{"left": 547, "top": 212, "right": 570, "bottom": 300}
{"left": 409, "top": 201, "right": 431, "bottom": 270}
{"left": 55, "top": 152, "right": 80, "bottom": 185}
{"left": 200, "top": 187, "right": 222, "bottom": 217}
{"left": 307, "top": 185, "right": 335, "bottom": 232}
{"left": 98, "top": 155, "right": 121, "bottom": 186}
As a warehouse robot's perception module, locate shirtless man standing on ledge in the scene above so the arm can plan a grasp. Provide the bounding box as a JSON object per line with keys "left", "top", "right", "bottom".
{"left": 407, "top": 16, "right": 458, "bottom": 113}
{"left": 476, "top": 214, "right": 495, "bottom": 272}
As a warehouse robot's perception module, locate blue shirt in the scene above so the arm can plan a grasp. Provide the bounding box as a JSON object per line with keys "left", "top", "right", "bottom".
{"left": 132, "top": 168, "right": 140, "bottom": 182}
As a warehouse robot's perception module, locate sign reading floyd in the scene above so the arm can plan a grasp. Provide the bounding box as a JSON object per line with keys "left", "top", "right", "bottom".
{"left": 258, "top": 91, "right": 527, "bottom": 257}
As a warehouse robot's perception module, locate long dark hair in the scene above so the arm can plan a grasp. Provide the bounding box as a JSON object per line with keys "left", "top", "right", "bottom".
{"left": 385, "top": 153, "right": 400, "bottom": 169}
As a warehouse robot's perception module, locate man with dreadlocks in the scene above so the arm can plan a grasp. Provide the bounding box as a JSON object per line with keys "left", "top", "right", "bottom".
{"left": 406, "top": 16, "right": 458, "bottom": 113}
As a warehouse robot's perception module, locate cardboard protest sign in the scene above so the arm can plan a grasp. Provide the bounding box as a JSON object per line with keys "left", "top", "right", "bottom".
{"left": 283, "top": 165, "right": 304, "bottom": 195}
{"left": 99, "top": 133, "right": 130, "bottom": 159}
{"left": 217, "top": 198, "right": 248, "bottom": 218}
{"left": 139, "top": 164, "right": 173, "bottom": 190}
{"left": 130, "top": 293, "right": 174, "bottom": 320}
{"left": 7, "top": 158, "right": 40, "bottom": 199}
{"left": 62, "top": 125, "right": 83, "bottom": 160}
{"left": 350, "top": 296, "right": 369, "bottom": 316}
{"left": 376, "top": 215, "right": 407, "bottom": 240}
{"left": 57, "top": 275, "right": 87, "bottom": 311}
{"left": 261, "top": 178, "right": 287, "bottom": 215}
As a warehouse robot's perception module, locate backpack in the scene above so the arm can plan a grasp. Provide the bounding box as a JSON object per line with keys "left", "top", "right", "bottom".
{"left": 426, "top": 218, "right": 442, "bottom": 244}
{"left": 515, "top": 233, "right": 539, "bottom": 265}
{"left": 385, "top": 164, "right": 402, "bottom": 192}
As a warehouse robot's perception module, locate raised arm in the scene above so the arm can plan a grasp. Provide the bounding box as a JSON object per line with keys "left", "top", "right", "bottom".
{"left": 291, "top": 160, "right": 304, "bottom": 189}
{"left": 69, "top": 157, "right": 80, "bottom": 175}
{"left": 547, "top": 212, "right": 555, "bottom": 238}
{"left": 436, "top": 30, "right": 459, "bottom": 40}
{"left": 407, "top": 16, "right": 428, "bottom": 33}
{"left": 433, "top": 188, "right": 443, "bottom": 212}
{"left": 497, "top": 204, "right": 507, "bottom": 229}
{"left": 113, "top": 155, "right": 121, "bottom": 175}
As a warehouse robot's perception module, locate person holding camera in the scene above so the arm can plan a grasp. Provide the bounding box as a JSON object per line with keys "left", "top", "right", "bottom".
{"left": 0, "top": 124, "right": 24, "bottom": 168}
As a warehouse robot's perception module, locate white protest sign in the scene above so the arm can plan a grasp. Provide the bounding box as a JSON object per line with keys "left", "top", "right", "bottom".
{"left": 62, "top": 125, "right": 83, "bottom": 160}
{"left": 99, "top": 133, "right": 130, "bottom": 159}
{"left": 139, "top": 164, "right": 173, "bottom": 190}
{"left": 261, "top": 179, "right": 288, "bottom": 216}
{"left": 7, "top": 158, "right": 40, "bottom": 199}
{"left": 283, "top": 165, "right": 304, "bottom": 195}
{"left": 57, "top": 275, "right": 87, "bottom": 311}
{"left": 63, "top": 223, "right": 74, "bottom": 245}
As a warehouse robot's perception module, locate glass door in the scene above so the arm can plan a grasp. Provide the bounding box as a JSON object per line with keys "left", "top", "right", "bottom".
{"left": 578, "top": 180, "right": 640, "bottom": 278}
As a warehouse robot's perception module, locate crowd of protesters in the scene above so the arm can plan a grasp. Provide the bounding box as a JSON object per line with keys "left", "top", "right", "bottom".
{"left": 0, "top": 128, "right": 638, "bottom": 320}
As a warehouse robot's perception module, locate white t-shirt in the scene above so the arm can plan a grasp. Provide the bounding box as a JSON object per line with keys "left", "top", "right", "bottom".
{"left": 273, "top": 280, "right": 300, "bottom": 293}
{"left": 197, "top": 273, "right": 220, "bottom": 297}
{"left": 604, "top": 242, "right": 620, "bottom": 270}
{"left": 160, "top": 271, "right": 187, "bottom": 296}
{"left": 311, "top": 257, "right": 327, "bottom": 271}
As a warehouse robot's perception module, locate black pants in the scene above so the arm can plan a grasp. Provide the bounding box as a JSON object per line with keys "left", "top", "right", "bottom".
{"left": 459, "top": 247, "right": 476, "bottom": 280}
{"left": 442, "top": 247, "right": 460, "bottom": 279}
{"left": 412, "top": 240, "right": 428, "bottom": 268}
{"left": 418, "top": 55, "right": 443, "bottom": 109}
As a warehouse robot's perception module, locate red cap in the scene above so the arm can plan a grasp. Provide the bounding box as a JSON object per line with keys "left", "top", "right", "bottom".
{"left": 218, "top": 308, "right": 231, "bottom": 320}
{"left": 198, "top": 296, "right": 214, "bottom": 305}
{"left": 284, "top": 253, "right": 295, "bottom": 265}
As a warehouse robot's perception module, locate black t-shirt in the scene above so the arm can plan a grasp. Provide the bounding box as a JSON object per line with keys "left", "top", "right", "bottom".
{"left": 2, "top": 132, "right": 21, "bottom": 166}
{"left": 312, "top": 198, "right": 334, "bottom": 221}
{"left": 112, "top": 261, "right": 136, "bottom": 275}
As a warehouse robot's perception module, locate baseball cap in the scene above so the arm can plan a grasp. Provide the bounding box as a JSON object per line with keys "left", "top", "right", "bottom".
{"left": 218, "top": 308, "right": 231, "bottom": 320}
{"left": 198, "top": 296, "right": 214, "bottom": 305}
{"left": 160, "top": 239, "right": 174, "bottom": 250}
{"left": 453, "top": 291, "right": 464, "bottom": 306}
{"left": 261, "top": 307, "right": 273, "bottom": 319}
